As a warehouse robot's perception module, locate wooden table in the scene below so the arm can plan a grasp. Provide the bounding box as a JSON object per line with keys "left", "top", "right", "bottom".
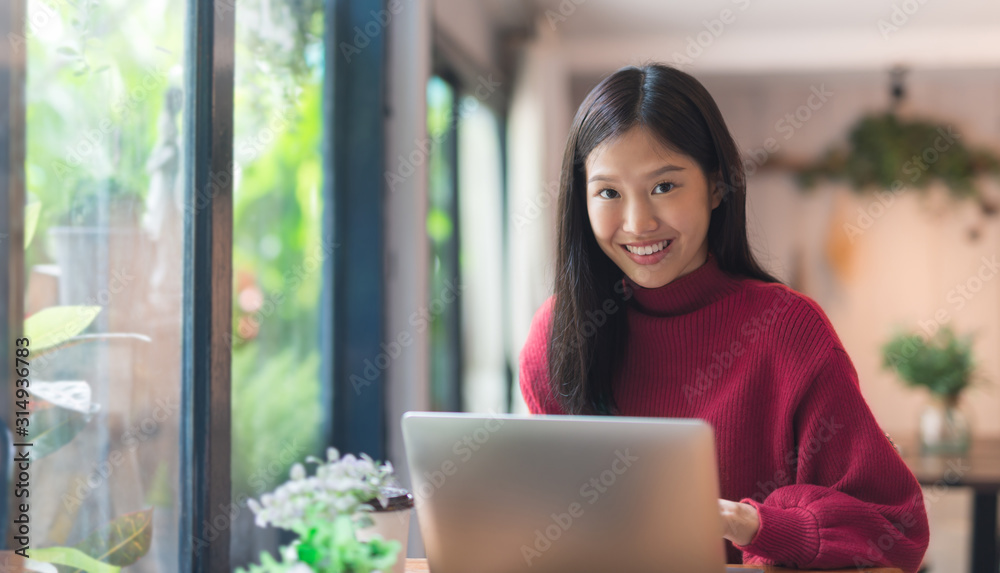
{"left": 404, "top": 559, "right": 900, "bottom": 572}
{"left": 897, "top": 436, "right": 1000, "bottom": 573}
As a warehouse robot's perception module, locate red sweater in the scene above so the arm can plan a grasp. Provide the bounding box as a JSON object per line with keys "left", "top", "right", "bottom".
{"left": 519, "top": 253, "right": 929, "bottom": 572}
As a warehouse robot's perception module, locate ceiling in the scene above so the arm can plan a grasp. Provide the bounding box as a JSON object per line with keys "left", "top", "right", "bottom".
{"left": 483, "top": 0, "right": 1000, "bottom": 36}
{"left": 478, "top": 0, "right": 1000, "bottom": 72}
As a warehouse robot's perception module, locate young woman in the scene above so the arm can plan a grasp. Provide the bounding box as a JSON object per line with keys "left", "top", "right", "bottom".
{"left": 519, "top": 63, "right": 929, "bottom": 572}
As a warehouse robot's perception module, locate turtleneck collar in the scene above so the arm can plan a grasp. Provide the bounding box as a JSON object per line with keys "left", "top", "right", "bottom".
{"left": 622, "top": 252, "right": 743, "bottom": 316}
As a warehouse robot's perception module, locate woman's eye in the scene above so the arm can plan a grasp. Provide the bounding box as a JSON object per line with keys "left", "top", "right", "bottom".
{"left": 653, "top": 182, "right": 675, "bottom": 194}
{"left": 598, "top": 189, "right": 620, "bottom": 199}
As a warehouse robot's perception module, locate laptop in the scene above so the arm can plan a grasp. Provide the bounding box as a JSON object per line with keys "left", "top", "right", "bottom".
{"left": 402, "top": 411, "right": 754, "bottom": 573}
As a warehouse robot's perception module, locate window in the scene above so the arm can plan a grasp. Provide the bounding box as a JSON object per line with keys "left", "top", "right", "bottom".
{"left": 426, "top": 68, "right": 509, "bottom": 415}
{"left": 20, "top": 0, "right": 186, "bottom": 569}
{"left": 1, "top": 0, "right": 388, "bottom": 570}
{"left": 456, "top": 97, "right": 507, "bottom": 413}
{"left": 229, "top": 0, "right": 326, "bottom": 567}
{"left": 426, "top": 74, "right": 461, "bottom": 412}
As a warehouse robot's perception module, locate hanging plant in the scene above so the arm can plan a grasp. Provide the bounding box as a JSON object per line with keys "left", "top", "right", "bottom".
{"left": 796, "top": 112, "right": 1000, "bottom": 205}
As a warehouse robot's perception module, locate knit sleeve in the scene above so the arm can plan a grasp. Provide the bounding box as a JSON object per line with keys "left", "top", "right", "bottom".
{"left": 518, "top": 296, "right": 565, "bottom": 415}
{"left": 734, "top": 346, "right": 929, "bottom": 573}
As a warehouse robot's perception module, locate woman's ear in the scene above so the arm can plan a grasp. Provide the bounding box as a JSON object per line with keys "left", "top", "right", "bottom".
{"left": 710, "top": 173, "right": 727, "bottom": 209}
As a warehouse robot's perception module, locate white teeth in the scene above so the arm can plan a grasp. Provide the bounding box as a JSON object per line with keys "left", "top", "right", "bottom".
{"left": 626, "top": 240, "right": 670, "bottom": 255}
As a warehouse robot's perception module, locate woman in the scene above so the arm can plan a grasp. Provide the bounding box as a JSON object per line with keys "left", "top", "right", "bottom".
{"left": 519, "top": 63, "right": 929, "bottom": 572}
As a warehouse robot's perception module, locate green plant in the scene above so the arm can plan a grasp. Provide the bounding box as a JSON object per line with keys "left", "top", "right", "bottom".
{"left": 231, "top": 343, "right": 322, "bottom": 497}
{"left": 238, "top": 450, "right": 402, "bottom": 573}
{"left": 238, "top": 513, "right": 399, "bottom": 573}
{"left": 18, "top": 202, "right": 154, "bottom": 572}
{"left": 881, "top": 327, "right": 979, "bottom": 400}
{"left": 797, "top": 112, "right": 1000, "bottom": 207}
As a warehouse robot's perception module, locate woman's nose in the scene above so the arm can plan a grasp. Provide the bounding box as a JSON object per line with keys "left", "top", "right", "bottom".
{"left": 622, "top": 199, "right": 658, "bottom": 235}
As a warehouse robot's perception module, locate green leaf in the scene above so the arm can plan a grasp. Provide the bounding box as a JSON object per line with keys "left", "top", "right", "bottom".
{"left": 0, "top": 551, "right": 58, "bottom": 572}
{"left": 881, "top": 326, "right": 976, "bottom": 398}
{"left": 25, "top": 201, "right": 41, "bottom": 249}
{"left": 26, "top": 401, "right": 95, "bottom": 460}
{"left": 24, "top": 306, "right": 102, "bottom": 353}
{"left": 56, "top": 46, "right": 79, "bottom": 56}
{"left": 30, "top": 547, "right": 120, "bottom": 573}
{"left": 73, "top": 508, "right": 153, "bottom": 567}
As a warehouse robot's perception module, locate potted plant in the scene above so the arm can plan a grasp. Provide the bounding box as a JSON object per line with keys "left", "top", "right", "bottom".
{"left": 239, "top": 448, "right": 413, "bottom": 573}
{"left": 881, "top": 327, "right": 981, "bottom": 454}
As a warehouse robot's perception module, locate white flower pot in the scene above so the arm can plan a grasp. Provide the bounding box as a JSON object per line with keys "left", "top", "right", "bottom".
{"left": 355, "top": 489, "right": 413, "bottom": 573}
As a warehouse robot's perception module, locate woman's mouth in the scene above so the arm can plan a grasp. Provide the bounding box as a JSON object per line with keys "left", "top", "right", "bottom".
{"left": 621, "top": 239, "right": 673, "bottom": 264}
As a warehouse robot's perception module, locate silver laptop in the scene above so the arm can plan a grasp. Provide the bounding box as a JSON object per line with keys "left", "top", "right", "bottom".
{"left": 402, "top": 411, "right": 745, "bottom": 573}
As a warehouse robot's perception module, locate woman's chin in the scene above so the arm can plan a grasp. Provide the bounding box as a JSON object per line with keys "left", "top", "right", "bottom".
{"left": 626, "top": 265, "right": 675, "bottom": 289}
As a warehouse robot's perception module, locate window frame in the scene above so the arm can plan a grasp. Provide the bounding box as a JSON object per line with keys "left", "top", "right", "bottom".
{"left": 179, "top": 0, "right": 235, "bottom": 569}
{"left": 322, "top": 0, "right": 387, "bottom": 460}
{"left": 1, "top": 0, "right": 28, "bottom": 548}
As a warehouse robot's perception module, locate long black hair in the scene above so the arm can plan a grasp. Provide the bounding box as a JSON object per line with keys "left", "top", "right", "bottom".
{"left": 547, "top": 63, "right": 783, "bottom": 415}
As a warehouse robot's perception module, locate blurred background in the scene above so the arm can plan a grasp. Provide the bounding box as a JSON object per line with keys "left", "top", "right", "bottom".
{"left": 422, "top": 2, "right": 1000, "bottom": 571}
{"left": 11, "top": 0, "right": 1000, "bottom": 571}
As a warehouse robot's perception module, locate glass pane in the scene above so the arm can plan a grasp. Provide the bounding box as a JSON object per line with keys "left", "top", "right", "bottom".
{"left": 23, "top": 0, "right": 185, "bottom": 570}
{"left": 457, "top": 99, "right": 506, "bottom": 413}
{"left": 427, "top": 75, "right": 461, "bottom": 412}
{"left": 228, "top": 0, "right": 326, "bottom": 568}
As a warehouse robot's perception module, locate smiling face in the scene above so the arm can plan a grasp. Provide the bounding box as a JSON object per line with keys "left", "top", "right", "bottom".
{"left": 585, "top": 125, "right": 722, "bottom": 289}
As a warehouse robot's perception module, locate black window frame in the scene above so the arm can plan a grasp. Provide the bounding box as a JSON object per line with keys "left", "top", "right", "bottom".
{"left": 1, "top": 0, "right": 28, "bottom": 546}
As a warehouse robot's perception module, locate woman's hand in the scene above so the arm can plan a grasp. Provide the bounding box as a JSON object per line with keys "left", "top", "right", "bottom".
{"left": 718, "top": 499, "right": 760, "bottom": 546}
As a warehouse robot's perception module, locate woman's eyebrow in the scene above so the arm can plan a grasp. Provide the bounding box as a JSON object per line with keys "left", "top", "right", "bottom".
{"left": 587, "top": 164, "right": 686, "bottom": 184}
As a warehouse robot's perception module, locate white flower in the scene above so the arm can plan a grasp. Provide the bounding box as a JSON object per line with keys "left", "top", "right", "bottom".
{"left": 245, "top": 449, "right": 398, "bottom": 531}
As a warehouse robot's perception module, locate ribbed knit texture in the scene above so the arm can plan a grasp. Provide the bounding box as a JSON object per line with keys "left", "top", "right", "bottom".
{"left": 519, "top": 253, "right": 929, "bottom": 572}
